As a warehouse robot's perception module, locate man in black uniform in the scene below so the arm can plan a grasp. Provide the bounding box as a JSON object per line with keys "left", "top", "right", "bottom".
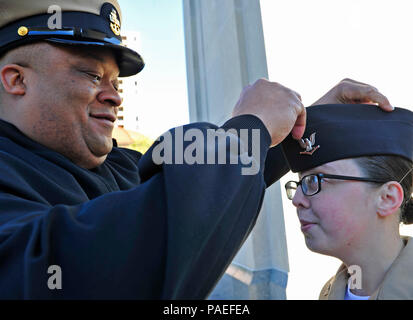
{"left": 0, "top": 0, "right": 393, "bottom": 299}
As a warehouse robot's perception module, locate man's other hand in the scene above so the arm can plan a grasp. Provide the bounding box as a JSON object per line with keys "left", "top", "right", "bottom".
{"left": 312, "top": 78, "right": 393, "bottom": 112}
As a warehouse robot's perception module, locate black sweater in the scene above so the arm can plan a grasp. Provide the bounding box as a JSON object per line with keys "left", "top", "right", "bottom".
{"left": 0, "top": 114, "right": 288, "bottom": 299}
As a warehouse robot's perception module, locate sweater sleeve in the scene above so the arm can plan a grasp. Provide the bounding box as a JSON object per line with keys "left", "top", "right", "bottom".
{"left": 263, "top": 145, "right": 290, "bottom": 187}
{"left": 139, "top": 114, "right": 272, "bottom": 298}
{"left": 0, "top": 115, "right": 272, "bottom": 299}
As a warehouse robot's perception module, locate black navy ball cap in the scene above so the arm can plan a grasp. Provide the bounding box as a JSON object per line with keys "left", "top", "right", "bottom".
{"left": 281, "top": 104, "right": 413, "bottom": 173}
{"left": 0, "top": 0, "right": 144, "bottom": 77}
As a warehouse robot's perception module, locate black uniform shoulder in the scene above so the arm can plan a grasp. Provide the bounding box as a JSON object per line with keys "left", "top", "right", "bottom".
{"left": 106, "top": 146, "right": 142, "bottom": 167}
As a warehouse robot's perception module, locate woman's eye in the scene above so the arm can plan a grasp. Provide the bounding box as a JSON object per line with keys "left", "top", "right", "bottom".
{"left": 309, "top": 176, "right": 317, "bottom": 184}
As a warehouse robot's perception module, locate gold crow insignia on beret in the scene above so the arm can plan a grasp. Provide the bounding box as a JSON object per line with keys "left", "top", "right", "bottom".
{"left": 299, "top": 132, "right": 320, "bottom": 155}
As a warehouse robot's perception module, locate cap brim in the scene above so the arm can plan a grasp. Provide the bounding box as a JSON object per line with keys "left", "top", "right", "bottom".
{"left": 45, "top": 38, "right": 145, "bottom": 77}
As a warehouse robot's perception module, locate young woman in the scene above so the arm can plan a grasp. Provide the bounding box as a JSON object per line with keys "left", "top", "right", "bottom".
{"left": 282, "top": 104, "right": 413, "bottom": 300}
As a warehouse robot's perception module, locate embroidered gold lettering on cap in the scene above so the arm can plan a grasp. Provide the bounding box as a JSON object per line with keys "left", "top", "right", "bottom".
{"left": 299, "top": 132, "right": 320, "bottom": 155}
{"left": 109, "top": 8, "right": 121, "bottom": 36}
{"left": 17, "top": 26, "right": 28, "bottom": 36}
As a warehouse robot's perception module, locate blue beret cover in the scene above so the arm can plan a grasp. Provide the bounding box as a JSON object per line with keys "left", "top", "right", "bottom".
{"left": 281, "top": 104, "right": 413, "bottom": 173}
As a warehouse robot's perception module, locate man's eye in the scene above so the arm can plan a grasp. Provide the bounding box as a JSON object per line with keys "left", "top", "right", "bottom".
{"left": 87, "top": 73, "right": 102, "bottom": 82}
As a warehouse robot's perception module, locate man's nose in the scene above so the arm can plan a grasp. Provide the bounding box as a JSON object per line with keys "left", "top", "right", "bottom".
{"left": 97, "top": 83, "right": 122, "bottom": 107}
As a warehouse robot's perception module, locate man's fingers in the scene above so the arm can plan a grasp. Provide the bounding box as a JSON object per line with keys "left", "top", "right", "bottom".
{"left": 291, "top": 103, "right": 306, "bottom": 140}
{"left": 344, "top": 85, "right": 393, "bottom": 112}
{"left": 292, "top": 90, "right": 302, "bottom": 102}
{"left": 341, "top": 78, "right": 375, "bottom": 89}
{"left": 360, "top": 90, "right": 393, "bottom": 112}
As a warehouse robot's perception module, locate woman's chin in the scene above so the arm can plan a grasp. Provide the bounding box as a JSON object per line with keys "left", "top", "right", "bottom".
{"left": 304, "top": 237, "right": 332, "bottom": 256}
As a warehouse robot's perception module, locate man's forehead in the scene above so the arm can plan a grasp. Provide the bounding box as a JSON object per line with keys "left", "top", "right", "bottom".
{"left": 71, "top": 48, "right": 114, "bottom": 63}
{"left": 62, "top": 45, "right": 113, "bottom": 60}
{"left": 57, "top": 44, "right": 120, "bottom": 75}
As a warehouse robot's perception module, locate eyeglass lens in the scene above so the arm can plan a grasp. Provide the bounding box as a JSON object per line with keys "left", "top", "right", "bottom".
{"left": 303, "top": 175, "right": 319, "bottom": 196}
{"left": 285, "top": 175, "right": 320, "bottom": 200}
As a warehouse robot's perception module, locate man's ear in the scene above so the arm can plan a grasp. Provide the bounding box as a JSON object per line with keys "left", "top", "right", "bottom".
{"left": 375, "top": 181, "right": 404, "bottom": 218}
{"left": 0, "top": 64, "right": 26, "bottom": 96}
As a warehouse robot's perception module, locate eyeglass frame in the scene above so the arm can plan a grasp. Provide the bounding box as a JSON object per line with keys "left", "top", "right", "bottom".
{"left": 285, "top": 173, "right": 389, "bottom": 200}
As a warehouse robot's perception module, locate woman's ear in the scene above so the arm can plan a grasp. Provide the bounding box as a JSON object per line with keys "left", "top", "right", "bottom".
{"left": 375, "top": 181, "right": 404, "bottom": 218}
{"left": 0, "top": 64, "right": 26, "bottom": 96}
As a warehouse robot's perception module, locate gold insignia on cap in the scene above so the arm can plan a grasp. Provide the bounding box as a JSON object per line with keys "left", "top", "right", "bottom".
{"left": 298, "top": 132, "right": 320, "bottom": 155}
{"left": 109, "top": 8, "right": 121, "bottom": 36}
{"left": 17, "top": 26, "right": 29, "bottom": 37}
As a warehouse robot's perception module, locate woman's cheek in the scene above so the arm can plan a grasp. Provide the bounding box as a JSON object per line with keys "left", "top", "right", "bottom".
{"left": 318, "top": 202, "right": 354, "bottom": 238}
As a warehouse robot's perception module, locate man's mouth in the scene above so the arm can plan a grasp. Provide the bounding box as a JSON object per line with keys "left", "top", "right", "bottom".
{"left": 90, "top": 113, "right": 117, "bottom": 126}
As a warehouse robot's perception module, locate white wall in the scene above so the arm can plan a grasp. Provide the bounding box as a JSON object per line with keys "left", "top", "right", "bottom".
{"left": 260, "top": 0, "right": 413, "bottom": 299}
{"left": 183, "top": 0, "right": 289, "bottom": 299}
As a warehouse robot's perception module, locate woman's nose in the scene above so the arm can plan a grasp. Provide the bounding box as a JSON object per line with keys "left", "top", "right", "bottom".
{"left": 292, "top": 186, "right": 310, "bottom": 208}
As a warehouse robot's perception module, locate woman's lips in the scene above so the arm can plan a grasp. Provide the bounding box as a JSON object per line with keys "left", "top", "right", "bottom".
{"left": 300, "top": 220, "right": 316, "bottom": 232}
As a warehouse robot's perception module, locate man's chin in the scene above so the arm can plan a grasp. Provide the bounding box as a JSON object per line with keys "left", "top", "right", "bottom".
{"left": 89, "top": 137, "right": 113, "bottom": 156}
{"left": 82, "top": 140, "right": 113, "bottom": 168}
{"left": 93, "top": 145, "right": 113, "bottom": 157}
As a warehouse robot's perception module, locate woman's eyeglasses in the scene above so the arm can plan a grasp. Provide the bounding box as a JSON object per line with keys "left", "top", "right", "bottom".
{"left": 284, "top": 173, "right": 388, "bottom": 200}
